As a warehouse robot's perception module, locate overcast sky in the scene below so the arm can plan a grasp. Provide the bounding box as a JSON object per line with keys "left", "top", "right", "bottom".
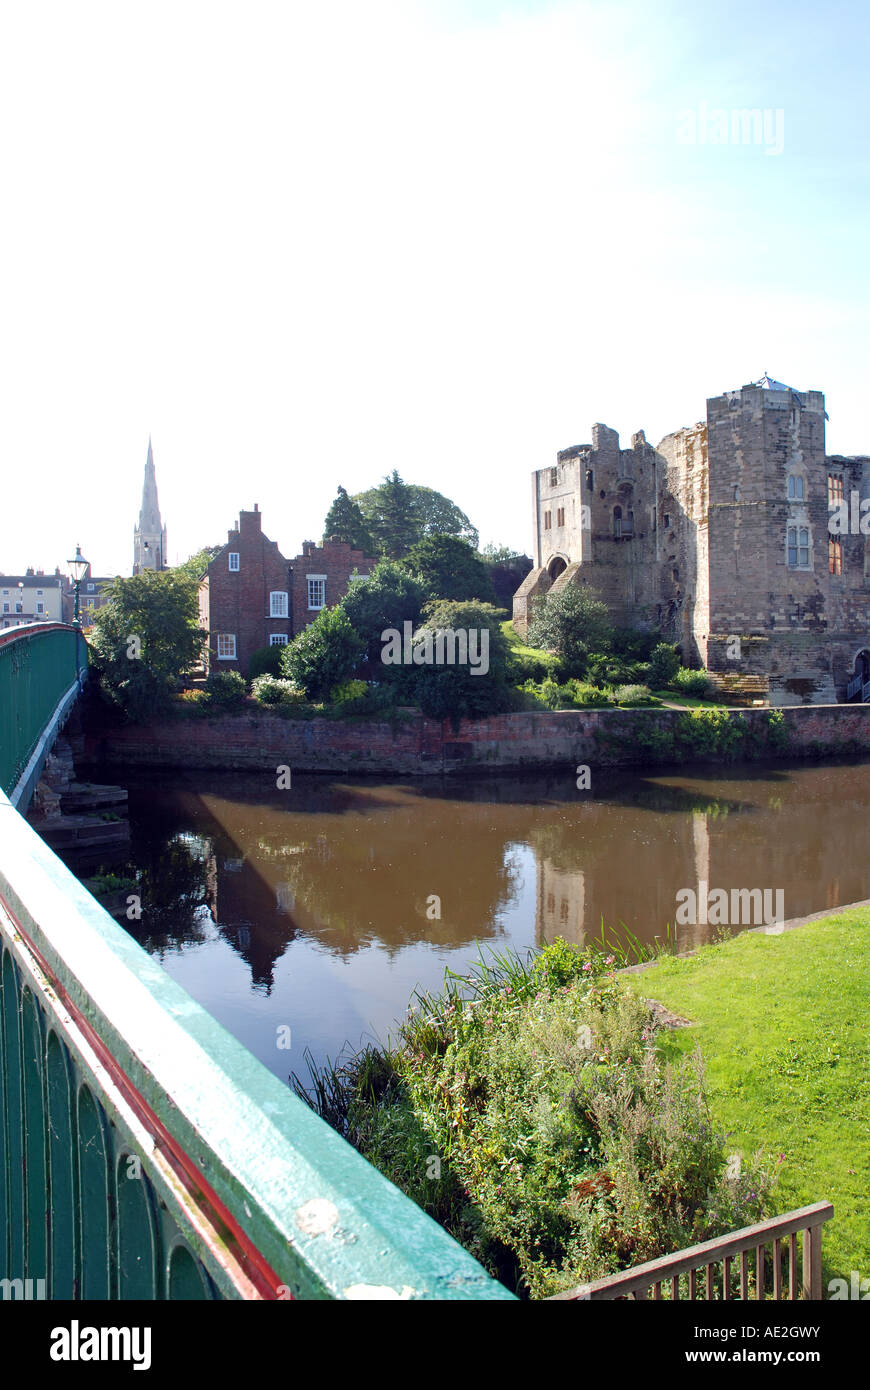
{"left": 1, "top": 0, "right": 868, "bottom": 577}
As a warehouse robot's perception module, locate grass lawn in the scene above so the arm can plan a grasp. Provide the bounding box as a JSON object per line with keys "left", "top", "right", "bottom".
{"left": 650, "top": 689, "right": 723, "bottom": 709}
{"left": 623, "top": 910, "right": 870, "bottom": 1286}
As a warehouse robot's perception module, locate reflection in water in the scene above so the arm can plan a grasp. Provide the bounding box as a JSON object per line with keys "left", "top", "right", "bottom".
{"left": 80, "top": 760, "right": 870, "bottom": 1080}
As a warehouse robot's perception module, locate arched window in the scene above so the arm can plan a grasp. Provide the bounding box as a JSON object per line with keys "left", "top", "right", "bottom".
{"left": 613, "top": 505, "right": 622, "bottom": 538}
{"left": 787, "top": 525, "right": 810, "bottom": 568}
{"left": 586, "top": 469, "right": 594, "bottom": 492}
{"left": 787, "top": 474, "right": 805, "bottom": 501}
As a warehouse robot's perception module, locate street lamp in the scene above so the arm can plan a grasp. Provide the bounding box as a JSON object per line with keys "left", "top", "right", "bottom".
{"left": 68, "top": 545, "right": 89, "bottom": 628}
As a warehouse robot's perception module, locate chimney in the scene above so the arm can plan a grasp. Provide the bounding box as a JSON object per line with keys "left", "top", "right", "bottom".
{"left": 240, "top": 508, "right": 262, "bottom": 537}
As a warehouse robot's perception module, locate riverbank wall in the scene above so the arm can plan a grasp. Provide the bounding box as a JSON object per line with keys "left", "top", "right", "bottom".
{"left": 78, "top": 703, "right": 870, "bottom": 776}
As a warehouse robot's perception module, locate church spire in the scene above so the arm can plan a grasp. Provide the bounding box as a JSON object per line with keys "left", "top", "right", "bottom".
{"left": 133, "top": 437, "right": 168, "bottom": 574}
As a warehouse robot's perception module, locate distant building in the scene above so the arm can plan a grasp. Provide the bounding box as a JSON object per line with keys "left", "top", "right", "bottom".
{"left": 74, "top": 565, "right": 116, "bottom": 629}
{"left": 514, "top": 376, "right": 870, "bottom": 705}
{"left": 0, "top": 569, "right": 67, "bottom": 628}
{"left": 133, "top": 438, "right": 167, "bottom": 575}
{"left": 198, "top": 506, "right": 376, "bottom": 675}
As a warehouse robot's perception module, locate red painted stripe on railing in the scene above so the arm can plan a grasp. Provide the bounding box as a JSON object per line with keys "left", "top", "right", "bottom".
{"left": 0, "top": 889, "right": 291, "bottom": 1300}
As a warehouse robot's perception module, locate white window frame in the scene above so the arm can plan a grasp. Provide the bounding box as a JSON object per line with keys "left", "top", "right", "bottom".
{"left": 36, "top": 602, "right": 44, "bottom": 614}
{"left": 2, "top": 603, "right": 8, "bottom": 613}
{"left": 87, "top": 582, "right": 95, "bottom": 592}
{"left": 269, "top": 633, "right": 289, "bottom": 646}
{"left": 307, "top": 574, "right": 327, "bottom": 610}
{"left": 216, "top": 633, "right": 237, "bottom": 660}
{"left": 228, "top": 552, "right": 240, "bottom": 572}
{"left": 269, "top": 591, "right": 289, "bottom": 618}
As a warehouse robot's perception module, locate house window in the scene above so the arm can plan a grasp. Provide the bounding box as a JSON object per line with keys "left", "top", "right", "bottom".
{"left": 228, "top": 552, "right": 240, "bottom": 572}
{"left": 269, "top": 633, "right": 289, "bottom": 647}
{"left": 87, "top": 582, "right": 95, "bottom": 592}
{"left": 556, "top": 507, "right": 565, "bottom": 527}
{"left": 216, "top": 633, "right": 237, "bottom": 659}
{"left": 36, "top": 588, "right": 43, "bottom": 596}
{"left": 829, "top": 537, "right": 843, "bottom": 575}
{"left": 15, "top": 603, "right": 22, "bottom": 613}
{"left": 1, "top": 589, "right": 7, "bottom": 596}
{"left": 543, "top": 511, "right": 552, "bottom": 530}
{"left": 550, "top": 468, "right": 558, "bottom": 487}
{"left": 2, "top": 603, "right": 8, "bottom": 613}
{"left": 787, "top": 475, "right": 805, "bottom": 501}
{"left": 828, "top": 474, "right": 844, "bottom": 506}
{"left": 36, "top": 602, "right": 44, "bottom": 614}
{"left": 787, "top": 525, "right": 810, "bottom": 568}
{"left": 307, "top": 576, "right": 326, "bottom": 610}
{"left": 270, "top": 591, "right": 289, "bottom": 618}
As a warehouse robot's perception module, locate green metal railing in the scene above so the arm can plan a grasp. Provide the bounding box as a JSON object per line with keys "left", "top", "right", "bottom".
{"left": 0, "top": 623, "right": 87, "bottom": 803}
{"left": 0, "top": 628, "right": 513, "bottom": 1301}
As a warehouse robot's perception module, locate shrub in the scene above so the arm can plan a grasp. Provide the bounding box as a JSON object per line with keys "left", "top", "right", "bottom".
{"left": 281, "top": 606, "right": 365, "bottom": 700}
{"left": 527, "top": 585, "right": 613, "bottom": 677}
{"left": 675, "top": 707, "right": 745, "bottom": 759}
{"left": 250, "top": 675, "right": 307, "bottom": 706}
{"left": 205, "top": 669, "right": 247, "bottom": 708}
{"left": 647, "top": 642, "right": 681, "bottom": 689}
{"left": 331, "top": 679, "right": 369, "bottom": 704}
{"left": 507, "top": 645, "right": 564, "bottom": 684}
{"left": 248, "top": 645, "right": 285, "bottom": 679}
{"left": 671, "top": 666, "right": 716, "bottom": 699}
{"left": 614, "top": 683, "right": 656, "bottom": 707}
{"left": 585, "top": 653, "right": 648, "bottom": 688}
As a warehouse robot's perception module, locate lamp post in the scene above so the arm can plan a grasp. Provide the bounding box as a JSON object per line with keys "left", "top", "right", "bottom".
{"left": 67, "top": 545, "right": 89, "bottom": 629}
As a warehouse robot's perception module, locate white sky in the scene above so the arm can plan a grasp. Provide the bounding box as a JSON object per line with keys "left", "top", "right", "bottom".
{"left": 1, "top": 0, "right": 868, "bottom": 577}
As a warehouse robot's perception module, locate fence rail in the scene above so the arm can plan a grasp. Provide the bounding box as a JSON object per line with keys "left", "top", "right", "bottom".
{"left": 548, "top": 1202, "right": 833, "bottom": 1301}
{"left": 0, "top": 623, "right": 87, "bottom": 806}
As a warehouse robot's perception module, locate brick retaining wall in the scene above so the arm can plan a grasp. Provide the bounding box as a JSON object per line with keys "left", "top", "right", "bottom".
{"left": 79, "top": 704, "right": 870, "bottom": 777}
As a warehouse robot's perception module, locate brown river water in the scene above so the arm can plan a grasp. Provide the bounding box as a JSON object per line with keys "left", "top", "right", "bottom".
{"left": 78, "top": 758, "right": 870, "bottom": 1081}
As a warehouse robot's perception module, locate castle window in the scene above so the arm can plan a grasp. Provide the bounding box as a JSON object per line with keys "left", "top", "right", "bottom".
{"left": 829, "top": 537, "right": 843, "bottom": 576}
{"left": 556, "top": 507, "right": 565, "bottom": 527}
{"left": 269, "top": 591, "right": 289, "bottom": 618}
{"left": 672, "top": 568, "right": 679, "bottom": 582}
{"left": 626, "top": 509, "right": 634, "bottom": 535}
{"left": 787, "top": 475, "right": 805, "bottom": 501}
{"left": 307, "top": 576, "right": 326, "bottom": 610}
{"left": 828, "top": 473, "right": 844, "bottom": 506}
{"left": 228, "top": 552, "right": 240, "bottom": 572}
{"left": 613, "top": 505, "right": 623, "bottom": 538}
{"left": 586, "top": 470, "right": 594, "bottom": 492}
{"left": 663, "top": 513, "right": 671, "bottom": 529}
{"left": 651, "top": 508, "right": 656, "bottom": 532}
{"left": 550, "top": 468, "right": 558, "bottom": 487}
{"left": 269, "top": 633, "right": 289, "bottom": 646}
{"left": 543, "top": 511, "right": 552, "bottom": 529}
{"left": 217, "top": 633, "right": 237, "bottom": 660}
{"left": 787, "top": 525, "right": 810, "bottom": 568}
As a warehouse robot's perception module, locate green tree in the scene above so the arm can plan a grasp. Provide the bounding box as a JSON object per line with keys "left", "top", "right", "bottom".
{"left": 175, "top": 545, "right": 221, "bottom": 581}
{"left": 90, "top": 571, "right": 205, "bottom": 721}
{"left": 323, "top": 486, "right": 376, "bottom": 553}
{"left": 480, "top": 544, "right": 533, "bottom": 609}
{"left": 280, "top": 606, "right": 364, "bottom": 701}
{"left": 401, "top": 535, "right": 495, "bottom": 603}
{"left": 527, "top": 583, "right": 613, "bottom": 677}
{"left": 404, "top": 599, "right": 514, "bottom": 724}
{"left": 647, "top": 642, "right": 681, "bottom": 689}
{"left": 339, "top": 559, "right": 426, "bottom": 665}
{"left": 352, "top": 478, "right": 478, "bottom": 557}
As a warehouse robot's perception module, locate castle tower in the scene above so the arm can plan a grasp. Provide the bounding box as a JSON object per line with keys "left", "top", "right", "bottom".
{"left": 133, "top": 437, "right": 167, "bottom": 575}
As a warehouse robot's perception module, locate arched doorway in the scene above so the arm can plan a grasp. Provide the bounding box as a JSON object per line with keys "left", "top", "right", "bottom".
{"left": 547, "top": 556, "right": 567, "bottom": 582}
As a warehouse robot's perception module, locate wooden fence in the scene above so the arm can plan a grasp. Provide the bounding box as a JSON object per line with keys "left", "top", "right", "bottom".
{"left": 548, "top": 1202, "right": 833, "bottom": 1301}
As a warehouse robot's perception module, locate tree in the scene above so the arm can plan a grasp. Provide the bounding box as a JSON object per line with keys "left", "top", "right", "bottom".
{"left": 352, "top": 477, "right": 479, "bottom": 557}
{"left": 401, "top": 535, "right": 495, "bottom": 604}
{"left": 339, "top": 559, "right": 426, "bottom": 666}
{"left": 480, "top": 544, "right": 534, "bottom": 609}
{"left": 527, "top": 583, "right": 613, "bottom": 676}
{"left": 89, "top": 571, "right": 205, "bottom": 721}
{"left": 404, "top": 599, "right": 514, "bottom": 724}
{"left": 175, "top": 546, "right": 221, "bottom": 581}
{"left": 280, "top": 607, "right": 364, "bottom": 701}
{"left": 409, "top": 486, "right": 478, "bottom": 548}
{"left": 322, "top": 486, "right": 376, "bottom": 554}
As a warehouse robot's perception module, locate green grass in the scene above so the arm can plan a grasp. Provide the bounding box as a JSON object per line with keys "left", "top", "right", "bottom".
{"left": 651, "top": 689, "right": 722, "bottom": 709}
{"left": 623, "top": 910, "right": 870, "bottom": 1285}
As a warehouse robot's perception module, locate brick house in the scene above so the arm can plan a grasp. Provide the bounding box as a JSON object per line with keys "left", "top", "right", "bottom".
{"left": 199, "top": 506, "right": 376, "bottom": 676}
